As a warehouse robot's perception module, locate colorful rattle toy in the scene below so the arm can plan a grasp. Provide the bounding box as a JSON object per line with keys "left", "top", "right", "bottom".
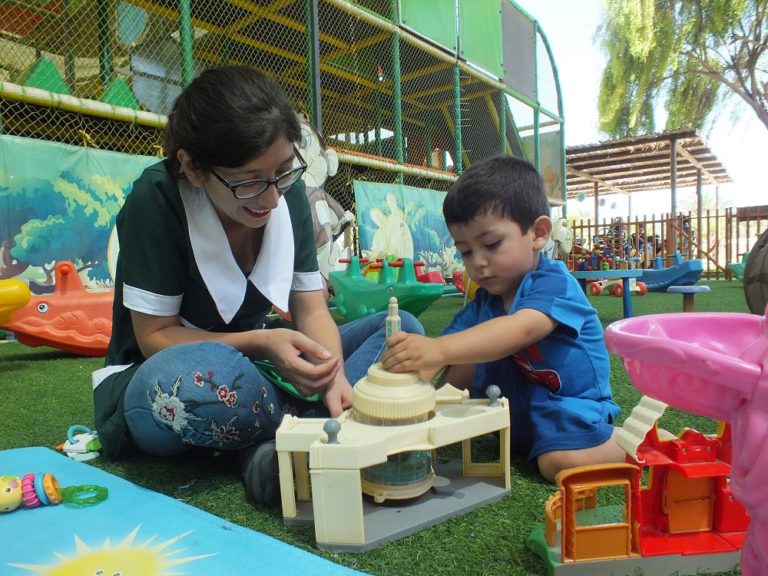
{"left": 0, "top": 473, "right": 107, "bottom": 513}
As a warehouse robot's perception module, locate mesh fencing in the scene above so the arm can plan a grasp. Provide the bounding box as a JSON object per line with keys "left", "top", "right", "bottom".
{"left": 0, "top": 0, "right": 560, "bottom": 214}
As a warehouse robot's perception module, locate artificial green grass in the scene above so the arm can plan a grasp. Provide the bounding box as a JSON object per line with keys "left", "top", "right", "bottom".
{"left": 0, "top": 280, "right": 748, "bottom": 575}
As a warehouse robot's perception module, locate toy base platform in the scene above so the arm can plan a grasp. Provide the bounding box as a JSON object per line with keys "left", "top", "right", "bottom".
{"left": 285, "top": 459, "right": 508, "bottom": 552}
{"left": 528, "top": 524, "right": 741, "bottom": 576}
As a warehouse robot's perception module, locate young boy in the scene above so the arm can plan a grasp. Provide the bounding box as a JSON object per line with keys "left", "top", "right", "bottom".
{"left": 381, "top": 155, "right": 625, "bottom": 482}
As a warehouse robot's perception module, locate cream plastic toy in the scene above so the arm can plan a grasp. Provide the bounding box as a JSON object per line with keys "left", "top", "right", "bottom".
{"left": 276, "top": 298, "right": 511, "bottom": 551}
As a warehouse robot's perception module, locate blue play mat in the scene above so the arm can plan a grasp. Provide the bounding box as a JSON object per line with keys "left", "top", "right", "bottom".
{"left": 0, "top": 447, "right": 364, "bottom": 575}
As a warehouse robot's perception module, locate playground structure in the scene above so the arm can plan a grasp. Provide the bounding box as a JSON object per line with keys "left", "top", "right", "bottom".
{"left": 728, "top": 251, "right": 749, "bottom": 281}
{"left": 0, "top": 0, "right": 567, "bottom": 292}
{"left": 639, "top": 253, "right": 704, "bottom": 292}
{"left": 570, "top": 242, "right": 704, "bottom": 297}
{"left": 329, "top": 256, "right": 444, "bottom": 320}
{"left": 569, "top": 242, "right": 637, "bottom": 274}
{"left": 275, "top": 297, "right": 511, "bottom": 550}
{"left": 604, "top": 310, "right": 768, "bottom": 576}
{"left": 568, "top": 244, "right": 648, "bottom": 306}
{"left": 568, "top": 208, "right": 767, "bottom": 282}
{"left": 0, "top": 261, "right": 113, "bottom": 357}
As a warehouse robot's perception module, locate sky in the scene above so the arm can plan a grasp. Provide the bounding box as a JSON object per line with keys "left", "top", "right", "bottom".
{"left": 517, "top": 0, "right": 768, "bottom": 219}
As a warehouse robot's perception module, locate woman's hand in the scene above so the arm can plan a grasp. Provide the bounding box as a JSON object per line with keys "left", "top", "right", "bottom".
{"left": 380, "top": 332, "right": 446, "bottom": 373}
{"left": 263, "top": 328, "right": 341, "bottom": 395}
{"left": 322, "top": 376, "right": 354, "bottom": 417}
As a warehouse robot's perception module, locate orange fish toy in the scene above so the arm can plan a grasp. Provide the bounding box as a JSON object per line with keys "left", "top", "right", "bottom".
{"left": 0, "top": 261, "right": 113, "bottom": 357}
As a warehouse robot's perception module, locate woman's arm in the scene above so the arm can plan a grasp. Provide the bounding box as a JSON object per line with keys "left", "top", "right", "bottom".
{"left": 288, "top": 289, "right": 353, "bottom": 416}
{"left": 130, "top": 308, "right": 342, "bottom": 398}
{"left": 130, "top": 311, "right": 264, "bottom": 358}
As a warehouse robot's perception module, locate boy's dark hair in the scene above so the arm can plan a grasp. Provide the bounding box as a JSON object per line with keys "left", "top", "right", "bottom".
{"left": 443, "top": 155, "right": 550, "bottom": 232}
{"left": 164, "top": 66, "right": 302, "bottom": 177}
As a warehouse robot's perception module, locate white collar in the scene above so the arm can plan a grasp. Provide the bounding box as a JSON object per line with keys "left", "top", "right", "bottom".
{"left": 180, "top": 181, "right": 294, "bottom": 322}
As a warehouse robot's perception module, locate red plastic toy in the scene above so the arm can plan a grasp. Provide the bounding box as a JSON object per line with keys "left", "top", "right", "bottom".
{"left": 0, "top": 261, "right": 113, "bottom": 356}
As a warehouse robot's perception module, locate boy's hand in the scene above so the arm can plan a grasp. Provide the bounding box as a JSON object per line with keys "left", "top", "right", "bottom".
{"left": 381, "top": 332, "right": 446, "bottom": 373}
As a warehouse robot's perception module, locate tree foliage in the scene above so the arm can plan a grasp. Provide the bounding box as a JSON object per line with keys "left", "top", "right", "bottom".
{"left": 597, "top": 0, "right": 768, "bottom": 137}
{"left": 9, "top": 170, "right": 126, "bottom": 284}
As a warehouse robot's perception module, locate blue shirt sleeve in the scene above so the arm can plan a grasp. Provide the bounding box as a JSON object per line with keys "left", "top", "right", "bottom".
{"left": 442, "top": 289, "right": 502, "bottom": 335}
{"left": 512, "top": 258, "right": 596, "bottom": 338}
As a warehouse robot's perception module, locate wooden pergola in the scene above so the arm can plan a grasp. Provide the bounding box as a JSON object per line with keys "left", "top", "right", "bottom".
{"left": 565, "top": 129, "right": 732, "bottom": 223}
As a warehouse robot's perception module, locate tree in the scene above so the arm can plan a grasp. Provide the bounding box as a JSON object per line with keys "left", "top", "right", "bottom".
{"left": 597, "top": 0, "right": 768, "bottom": 137}
{"left": 10, "top": 170, "right": 126, "bottom": 284}
{"left": 0, "top": 180, "right": 67, "bottom": 278}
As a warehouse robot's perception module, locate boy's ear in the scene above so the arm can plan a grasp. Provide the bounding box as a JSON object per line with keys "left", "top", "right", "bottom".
{"left": 177, "top": 149, "right": 207, "bottom": 188}
{"left": 531, "top": 215, "right": 553, "bottom": 250}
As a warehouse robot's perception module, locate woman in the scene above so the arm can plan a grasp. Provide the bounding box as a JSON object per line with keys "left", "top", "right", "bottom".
{"left": 93, "top": 66, "right": 423, "bottom": 505}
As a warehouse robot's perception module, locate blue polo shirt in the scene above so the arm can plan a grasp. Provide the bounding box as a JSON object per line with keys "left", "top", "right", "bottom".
{"left": 443, "top": 256, "right": 619, "bottom": 459}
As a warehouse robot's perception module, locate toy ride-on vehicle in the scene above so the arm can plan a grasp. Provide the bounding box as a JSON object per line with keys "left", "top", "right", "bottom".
{"left": 588, "top": 277, "right": 648, "bottom": 297}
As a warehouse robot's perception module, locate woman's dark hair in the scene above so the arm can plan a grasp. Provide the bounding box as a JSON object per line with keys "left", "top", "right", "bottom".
{"left": 443, "top": 155, "right": 550, "bottom": 232}
{"left": 164, "top": 66, "right": 302, "bottom": 177}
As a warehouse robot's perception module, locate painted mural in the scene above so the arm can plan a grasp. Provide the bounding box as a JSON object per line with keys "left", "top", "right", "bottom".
{"left": 0, "top": 135, "right": 157, "bottom": 291}
{"left": 352, "top": 180, "right": 462, "bottom": 278}
{"left": 1, "top": 138, "right": 464, "bottom": 293}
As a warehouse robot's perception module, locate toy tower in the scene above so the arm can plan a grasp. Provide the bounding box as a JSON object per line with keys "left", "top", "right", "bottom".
{"left": 355, "top": 298, "right": 436, "bottom": 502}
{"left": 275, "top": 297, "right": 511, "bottom": 551}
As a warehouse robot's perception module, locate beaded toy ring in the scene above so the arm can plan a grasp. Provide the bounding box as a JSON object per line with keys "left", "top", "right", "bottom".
{"left": 1, "top": 472, "right": 106, "bottom": 513}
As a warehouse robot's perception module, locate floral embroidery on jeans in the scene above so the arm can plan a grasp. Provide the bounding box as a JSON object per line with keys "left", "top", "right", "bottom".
{"left": 185, "top": 370, "right": 243, "bottom": 410}
{"left": 193, "top": 370, "right": 214, "bottom": 388}
{"left": 216, "top": 385, "right": 238, "bottom": 407}
{"left": 148, "top": 375, "right": 204, "bottom": 433}
{"left": 202, "top": 415, "right": 241, "bottom": 447}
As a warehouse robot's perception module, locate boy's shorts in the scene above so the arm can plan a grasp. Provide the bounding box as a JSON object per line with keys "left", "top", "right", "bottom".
{"left": 476, "top": 367, "right": 618, "bottom": 461}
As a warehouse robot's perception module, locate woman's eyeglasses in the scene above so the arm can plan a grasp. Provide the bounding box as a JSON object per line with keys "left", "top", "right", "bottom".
{"left": 209, "top": 147, "right": 307, "bottom": 200}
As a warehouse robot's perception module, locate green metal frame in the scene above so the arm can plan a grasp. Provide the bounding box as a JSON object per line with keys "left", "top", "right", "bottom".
{"left": 2, "top": 0, "right": 566, "bottom": 198}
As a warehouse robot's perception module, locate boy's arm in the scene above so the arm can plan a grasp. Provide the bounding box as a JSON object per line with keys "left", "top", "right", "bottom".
{"left": 382, "top": 308, "right": 557, "bottom": 374}
{"left": 439, "top": 308, "right": 557, "bottom": 365}
{"left": 433, "top": 364, "right": 475, "bottom": 390}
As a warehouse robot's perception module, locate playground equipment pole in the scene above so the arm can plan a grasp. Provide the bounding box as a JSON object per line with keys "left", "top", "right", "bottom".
{"left": 498, "top": 90, "right": 506, "bottom": 155}
{"left": 305, "top": 0, "right": 323, "bottom": 131}
{"left": 425, "top": 120, "right": 433, "bottom": 167}
{"left": 533, "top": 107, "right": 540, "bottom": 170}
{"left": 454, "top": 63, "right": 463, "bottom": 175}
{"left": 0, "top": 82, "right": 165, "bottom": 128}
{"left": 335, "top": 151, "right": 455, "bottom": 182}
{"left": 62, "top": 0, "right": 76, "bottom": 91}
{"left": 375, "top": 91, "right": 383, "bottom": 157}
{"left": 390, "top": 0, "right": 404, "bottom": 183}
{"left": 178, "top": 0, "right": 195, "bottom": 87}
{"left": 97, "top": 0, "right": 113, "bottom": 89}
{"left": 670, "top": 137, "right": 678, "bottom": 217}
{"left": 533, "top": 19, "right": 568, "bottom": 207}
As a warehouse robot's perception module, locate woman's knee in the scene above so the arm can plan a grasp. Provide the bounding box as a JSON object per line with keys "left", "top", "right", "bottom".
{"left": 399, "top": 310, "right": 425, "bottom": 335}
{"left": 125, "top": 341, "right": 285, "bottom": 451}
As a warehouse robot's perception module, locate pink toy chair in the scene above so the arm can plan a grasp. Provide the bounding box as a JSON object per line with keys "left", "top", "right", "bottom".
{"left": 605, "top": 310, "right": 768, "bottom": 576}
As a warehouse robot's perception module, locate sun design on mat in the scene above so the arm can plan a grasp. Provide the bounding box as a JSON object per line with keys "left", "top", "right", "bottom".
{"left": 10, "top": 525, "right": 215, "bottom": 575}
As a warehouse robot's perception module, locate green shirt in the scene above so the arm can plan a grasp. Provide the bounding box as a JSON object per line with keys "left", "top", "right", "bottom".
{"left": 94, "top": 160, "right": 321, "bottom": 458}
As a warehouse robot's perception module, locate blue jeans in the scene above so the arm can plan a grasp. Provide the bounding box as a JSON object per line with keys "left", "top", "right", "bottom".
{"left": 123, "top": 311, "right": 424, "bottom": 456}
